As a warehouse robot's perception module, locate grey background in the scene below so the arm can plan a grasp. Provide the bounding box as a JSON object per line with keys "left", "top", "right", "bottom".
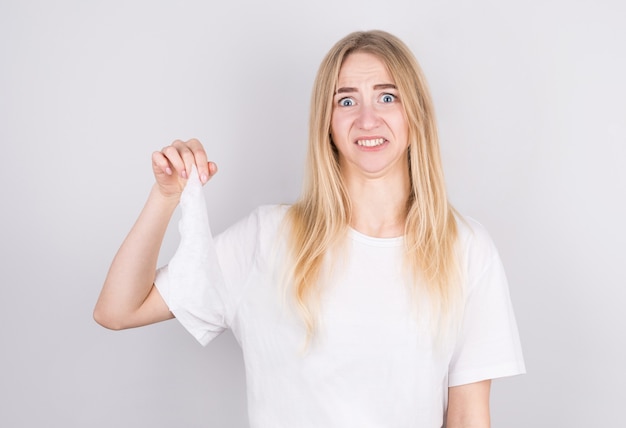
{"left": 1, "top": 0, "right": 624, "bottom": 426}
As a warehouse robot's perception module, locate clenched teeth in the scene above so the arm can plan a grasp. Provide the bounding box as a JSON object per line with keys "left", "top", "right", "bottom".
{"left": 357, "top": 138, "right": 385, "bottom": 147}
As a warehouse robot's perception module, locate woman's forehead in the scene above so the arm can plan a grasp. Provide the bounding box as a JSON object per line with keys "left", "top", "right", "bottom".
{"left": 336, "top": 52, "right": 395, "bottom": 87}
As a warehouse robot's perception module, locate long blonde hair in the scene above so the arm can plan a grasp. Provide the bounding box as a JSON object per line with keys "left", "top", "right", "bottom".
{"left": 285, "top": 30, "right": 462, "bottom": 340}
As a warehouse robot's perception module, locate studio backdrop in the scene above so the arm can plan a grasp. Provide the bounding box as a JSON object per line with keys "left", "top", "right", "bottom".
{"left": 1, "top": 0, "right": 624, "bottom": 427}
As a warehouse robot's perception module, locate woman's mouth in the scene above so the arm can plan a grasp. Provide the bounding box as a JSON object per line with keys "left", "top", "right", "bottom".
{"left": 356, "top": 138, "right": 386, "bottom": 147}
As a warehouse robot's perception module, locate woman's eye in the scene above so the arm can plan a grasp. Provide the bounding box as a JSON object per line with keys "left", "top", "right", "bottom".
{"left": 338, "top": 97, "right": 355, "bottom": 107}
{"left": 380, "top": 93, "right": 397, "bottom": 103}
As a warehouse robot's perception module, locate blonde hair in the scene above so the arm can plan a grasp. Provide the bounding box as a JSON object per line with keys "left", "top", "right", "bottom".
{"left": 285, "top": 30, "right": 462, "bottom": 341}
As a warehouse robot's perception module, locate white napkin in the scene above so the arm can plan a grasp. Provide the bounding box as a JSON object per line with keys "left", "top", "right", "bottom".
{"left": 155, "top": 166, "right": 228, "bottom": 345}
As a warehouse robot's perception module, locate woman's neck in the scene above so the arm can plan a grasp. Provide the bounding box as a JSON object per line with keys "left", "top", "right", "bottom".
{"left": 343, "top": 170, "right": 410, "bottom": 238}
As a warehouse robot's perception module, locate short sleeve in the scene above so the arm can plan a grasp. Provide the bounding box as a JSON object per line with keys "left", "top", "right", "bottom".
{"left": 448, "top": 220, "right": 526, "bottom": 386}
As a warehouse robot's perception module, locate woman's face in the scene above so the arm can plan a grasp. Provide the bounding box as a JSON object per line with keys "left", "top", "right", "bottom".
{"left": 330, "top": 52, "right": 409, "bottom": 181}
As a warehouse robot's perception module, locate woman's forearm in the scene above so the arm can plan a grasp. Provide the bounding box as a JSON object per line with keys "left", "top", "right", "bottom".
{"left": 93, "top": 185, "right": 179, "bottom": 329}
{"left": 447, "top": 380, "right": 491, "bottom": 428}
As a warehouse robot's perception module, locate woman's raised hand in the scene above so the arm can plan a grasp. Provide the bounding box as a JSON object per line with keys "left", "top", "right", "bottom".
{"left": 151, "top": 138, "right": 218, "bottom": 198}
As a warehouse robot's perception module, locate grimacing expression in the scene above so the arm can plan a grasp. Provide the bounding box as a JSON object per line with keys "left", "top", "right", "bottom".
{"left": 330, "top": 52, "right": 409, "bottom": 180}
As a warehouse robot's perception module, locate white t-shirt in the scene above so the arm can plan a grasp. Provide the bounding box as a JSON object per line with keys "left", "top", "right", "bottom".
{"left": 155, "top": 176, "right": 525, "bottom": 428}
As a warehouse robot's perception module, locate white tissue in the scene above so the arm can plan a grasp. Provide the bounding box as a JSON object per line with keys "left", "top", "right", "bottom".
{"left": 159, "top": 166, "right": 228, "bottom": 345}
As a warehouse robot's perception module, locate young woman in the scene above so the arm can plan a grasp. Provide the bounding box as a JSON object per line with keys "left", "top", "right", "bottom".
{"left": 95, "top": 30, "right": 525, "bottom": 427}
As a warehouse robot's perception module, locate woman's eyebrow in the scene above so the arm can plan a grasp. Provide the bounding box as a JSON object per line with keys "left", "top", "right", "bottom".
{"left": 335, "top": 83, "right": 397, "bottom": 95}
{"left": 373, "top": 83, "right": 397, "bottom": 90}
{"left": 336, "top": 86, "right": 357, "bottom": 94}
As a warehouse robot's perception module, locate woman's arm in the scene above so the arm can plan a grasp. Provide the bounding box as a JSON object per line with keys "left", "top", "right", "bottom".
{"left": 93, "top": 139, "right": 216, "bottom": 330}
{"left": 447, "top": 379, "right": 491, "bottom": 428}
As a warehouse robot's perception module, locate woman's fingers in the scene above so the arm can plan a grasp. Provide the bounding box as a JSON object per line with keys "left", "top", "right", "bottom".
{"left": 151, "top": 150, "right": 173, "bottom": 177}
{"left": 154, "top": 139, "right": 217, "bottom": 186}
{"left": 207, "top": 161, "right": 218, "bottom": 182}
{"left": 165, "top": 140, "right": 189, "bottom": 178}
{"left": 186, "top": 138, "right": 210, "bottom": 183}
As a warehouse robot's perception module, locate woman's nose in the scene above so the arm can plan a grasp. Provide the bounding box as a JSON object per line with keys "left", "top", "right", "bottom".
{"left": 355, "top": 104, "right": 381, "bottom": 130}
